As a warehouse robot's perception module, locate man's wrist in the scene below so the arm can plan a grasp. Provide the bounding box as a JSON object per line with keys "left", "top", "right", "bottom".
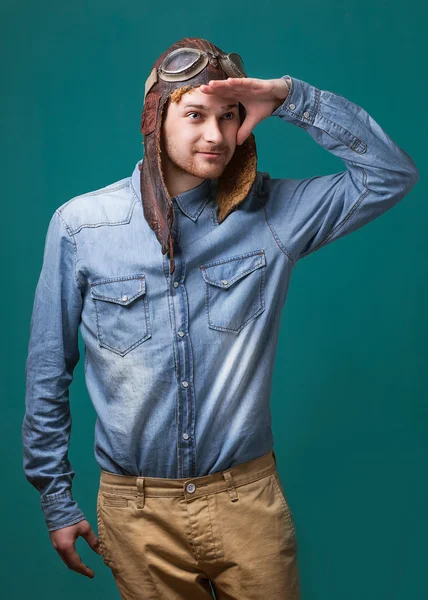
{"left": 272, "top": 76, "right": 292, "bottom": 112}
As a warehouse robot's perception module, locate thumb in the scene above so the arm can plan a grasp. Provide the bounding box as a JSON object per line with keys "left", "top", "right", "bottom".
{"left": 236, "top": 114, "right": 259, "bottom": 146}
{"left": 82, "top": 526, "right": 102, "bottom": 555}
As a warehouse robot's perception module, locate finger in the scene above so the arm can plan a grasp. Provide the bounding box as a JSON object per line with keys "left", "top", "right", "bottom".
{"left": 204, "top": 78, "right": 265, "bottom": 92}
{"left": 200, "top": 78, "right": 250, "bottom": 96}
{"left": 236, "top": 114, "right": 260, "bottom": 146}
{"left": 62, "top": 546, "right": 95, "bottom": 578}
{"left": 81, "top": 526, "right": 102, "bottom": 555}
{"left": 57, "top": 549, "right": 74, "bottom": 570}
{"left": 199, "top": 83, "right": 238, "bottom": 99}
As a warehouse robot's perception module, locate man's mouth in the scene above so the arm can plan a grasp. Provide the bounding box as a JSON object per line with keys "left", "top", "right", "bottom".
{"left": 198, "top": 151, "right": 224, "bottom": 157}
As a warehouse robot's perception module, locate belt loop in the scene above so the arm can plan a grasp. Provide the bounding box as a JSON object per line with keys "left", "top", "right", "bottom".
{"left": 223, "top": 469, "right": 238, "bottom": 502}
{"left": 136, "top": 477, "right": 145, "bottom": 509}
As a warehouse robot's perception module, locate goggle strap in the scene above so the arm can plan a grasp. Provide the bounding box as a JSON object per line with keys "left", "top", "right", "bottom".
{"left": 144, "top": 68, "right": 158, "bottom": 100}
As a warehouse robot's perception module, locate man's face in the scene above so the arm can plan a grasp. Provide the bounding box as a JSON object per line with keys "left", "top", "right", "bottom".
{"left": 160, "top": 85, "right": 240, "bottom": 181}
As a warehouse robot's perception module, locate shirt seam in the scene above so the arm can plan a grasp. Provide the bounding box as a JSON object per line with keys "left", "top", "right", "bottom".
{"left": 56, "top": 210, "right": 85, "bottom": 291}
{"left": 261, "top": 198, "right": 297, "bottom": 266}
{"left": 41, "top": 491, "right": 73, "bottom": 506}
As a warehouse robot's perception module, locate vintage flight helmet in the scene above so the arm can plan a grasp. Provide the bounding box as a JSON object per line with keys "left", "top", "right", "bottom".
{"left": 139, "top": 37, "right": 258, "bottom": 274}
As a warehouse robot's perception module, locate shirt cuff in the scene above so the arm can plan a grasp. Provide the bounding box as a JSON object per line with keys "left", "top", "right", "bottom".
{"left": 271, "top": 75, "right": 320, "bottom": 128}
{"left": 41, "top": 492, "right": 86, "bottom": 532}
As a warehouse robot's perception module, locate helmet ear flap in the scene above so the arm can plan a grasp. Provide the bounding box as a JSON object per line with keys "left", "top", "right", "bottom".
{"left": 141, "top": 92, "right": 161, "bottom": 136}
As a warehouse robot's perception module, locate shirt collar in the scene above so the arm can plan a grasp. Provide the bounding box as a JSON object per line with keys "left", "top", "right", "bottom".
{"left": 131, "top": 159, "right": 216, "bottom": 222}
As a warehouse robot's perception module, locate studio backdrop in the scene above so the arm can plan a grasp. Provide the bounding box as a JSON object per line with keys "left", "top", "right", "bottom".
{"left": 1, "top": 1, "right": 426, "bottom": 599}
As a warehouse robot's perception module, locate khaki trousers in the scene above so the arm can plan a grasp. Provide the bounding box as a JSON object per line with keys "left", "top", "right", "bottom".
{"left": 97, "top": 449, "right": 301, "bottom": 599}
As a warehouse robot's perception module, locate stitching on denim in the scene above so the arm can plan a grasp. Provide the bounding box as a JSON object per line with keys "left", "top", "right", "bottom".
{"left": 177, "top": 195, "right": 212, "bottom": 221}
{"left": 91, "top": 289, "right": 145, "bottom": 304}
{"left": 91, "top": 275, "right": 152, "bottom": 356}
{"left": 316, "top": 112, "right": 367, "bottom": 154}
{"left": 175, "top": 239, "right": 198, "bottom": 479}
{"left": 47, "top": 515, "right": 86, "bottom": 531}
{"left": 90, "top": 275, "right": 145, "bottom": 304}
{"left": 130, "top": 173, "right": 140, "bottom": 204}
{"left": 207, "top": 304, "right": 265, "bottom": 333}
{"left": 201, "top": 254, "right": 265, "bottom": 288}
{"left": 199, "top": 248, "right": 265, "bottom": 269}
{"left": 173, "top": 201, "right": 182, "bottom": 245}
{"left": 96, "top": 322, "right": 151, "bottom": 357}
{"left": 56, "top": 210, "right": 85, "bottom": 290}
{"left": 68, "top": 196, "right": 137, "bottom": 234}
{"left": 299, "top": 176, "right": 372, "bottom": 259}
{"left": 91, "top": 273, "right": 145, "bottom": 286}
{"left": 59, "top": 178, "right": 130, "bottom": 211}
{"left": 202, "top": 254, "right": 266, "bottom": 333}
{"left": 261, "top": 201, "right": 296, "bottom": 266}
{"left": 41, "top": 491, "right": 72, "bottom": 505}
{"left": 275, "top": 83, "right": 320, "bottom": 126}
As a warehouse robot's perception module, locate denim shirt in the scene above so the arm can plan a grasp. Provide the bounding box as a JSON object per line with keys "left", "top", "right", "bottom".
{"left": 22, "top": 75, "right": 419, "bottom": 532}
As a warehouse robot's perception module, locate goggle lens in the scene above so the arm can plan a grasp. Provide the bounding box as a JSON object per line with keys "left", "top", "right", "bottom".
{"left": 160, "top": 48, "right": 203, "bottom": 75}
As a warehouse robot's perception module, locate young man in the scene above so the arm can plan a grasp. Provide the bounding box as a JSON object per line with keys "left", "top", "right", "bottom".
{"left": 22, "top": 37, "right": 419, "bottom": 600}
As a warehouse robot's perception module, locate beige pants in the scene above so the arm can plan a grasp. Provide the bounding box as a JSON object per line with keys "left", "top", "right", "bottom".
{"left": 97, "top": 449, "right": 301, "bottom": 599}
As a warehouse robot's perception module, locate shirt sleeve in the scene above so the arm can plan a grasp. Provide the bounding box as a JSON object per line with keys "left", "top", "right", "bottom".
{"left": 263, "top": 75, "right": 420, "bottom": 263}
{"left": 22, "top": 209, "right": 86, "bottom": 532}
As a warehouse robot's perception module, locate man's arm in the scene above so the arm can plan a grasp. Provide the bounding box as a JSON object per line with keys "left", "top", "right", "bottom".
{"left": 265, "top": 75, "right": 420, "bottom": 262}
{"left": 22, "top": 210, "right": 86, "bottom": 531}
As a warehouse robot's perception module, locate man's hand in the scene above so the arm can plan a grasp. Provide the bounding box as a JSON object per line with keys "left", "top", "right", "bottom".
{"left": 49, "top": 519, "right": 102, "bottom": 578}
{"left": 199, "top": 77, "right": 290, "bottom": 146}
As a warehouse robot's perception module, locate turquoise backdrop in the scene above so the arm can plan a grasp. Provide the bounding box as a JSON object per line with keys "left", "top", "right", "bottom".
{"left": 2, "top": 1, "right": 426, "bottom": 598}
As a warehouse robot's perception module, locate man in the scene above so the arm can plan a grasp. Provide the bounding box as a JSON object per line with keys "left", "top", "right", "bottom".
{"left": 22, "top": 37, "right": 419, "bottom": 600}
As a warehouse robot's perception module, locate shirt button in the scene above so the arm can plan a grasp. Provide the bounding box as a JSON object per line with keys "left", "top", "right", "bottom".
{"left": 289, "top": 103, "right": 296, "bottom": 110}
{"left": 178, "top": 331, "right": 185, "bottom": 337}
{"left": 182, "top": 433, "right": 189, "bottom": 440}
{"left": 186, "top": 483, "right": 196, "bottom": 493}
{"left": 182, "top": 381, "right": 189, "bottom": 388}
{"left": 173, "top": 281, "right": 179, "bottom": 288}
{"left": 121, "top": 295, "right": 128, "bottom": 302}
{"left": 221, "top": 279, "right": 228, "bottom": 286}
{"left": 303, "top": 111, "right": 310, "bottom": 119}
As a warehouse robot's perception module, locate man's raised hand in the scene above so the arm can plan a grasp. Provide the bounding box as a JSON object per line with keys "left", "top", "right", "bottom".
{"left": 200, "top": 77, "right": 290, "bottom": 146}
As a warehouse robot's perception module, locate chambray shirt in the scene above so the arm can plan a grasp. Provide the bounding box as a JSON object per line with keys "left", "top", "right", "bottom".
{"left": 22, "top": 75, "right": 419, "bottom": 532}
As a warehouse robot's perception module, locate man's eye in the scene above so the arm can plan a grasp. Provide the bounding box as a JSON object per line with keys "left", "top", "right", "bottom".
{"left": 186, "top": 112, "right": 236, "bottom": 120}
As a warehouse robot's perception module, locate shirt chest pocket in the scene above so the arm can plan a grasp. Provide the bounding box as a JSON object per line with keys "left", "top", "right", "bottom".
{"left": 90, "top": 274, "right": 151, "bottom": 356}
{"left": 199, "top": 249, "right": 266, "bottom": 334}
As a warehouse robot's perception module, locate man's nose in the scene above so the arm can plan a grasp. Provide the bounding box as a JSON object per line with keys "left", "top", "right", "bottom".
{"left": 203, "top": 119, "right": 224, "bottom": 144}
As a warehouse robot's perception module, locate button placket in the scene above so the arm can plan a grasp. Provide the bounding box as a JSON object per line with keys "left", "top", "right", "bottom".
{"left": 168, "top": 251, "right": 195, "bottom": 477}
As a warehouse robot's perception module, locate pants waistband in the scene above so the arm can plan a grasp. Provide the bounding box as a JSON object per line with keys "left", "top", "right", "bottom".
{"left": 100, "top": 449, "right": 278, "bottom": 500}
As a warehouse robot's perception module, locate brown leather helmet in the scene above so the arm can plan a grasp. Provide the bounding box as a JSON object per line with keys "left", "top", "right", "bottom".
{"left": 139, "top": 37, "right": 258, "bottom": 274}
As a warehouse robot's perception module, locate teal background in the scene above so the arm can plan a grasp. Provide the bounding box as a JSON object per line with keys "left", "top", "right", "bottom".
{"left": 2, "top": 0, "right": 426, "bottom": 598}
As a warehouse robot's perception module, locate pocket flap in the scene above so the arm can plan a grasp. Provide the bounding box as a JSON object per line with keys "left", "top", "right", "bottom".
{"left": 90, "top": 275, "right": 146, "bottom": 305}
{"left": 200, "top": 250, "right": 265, "bottom": 289}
